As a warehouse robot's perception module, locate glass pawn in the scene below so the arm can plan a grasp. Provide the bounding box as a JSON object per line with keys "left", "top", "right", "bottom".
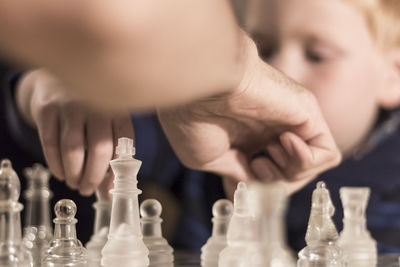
{"left": 22, "top": 163, "right": 53, "bottom": 266}
{"left": 101, "top": 137, "right": 149, "bottom": 267}
{"left": 140, "top": 199, "right": 174, "bottom": 267}
{"left": 219, "top": 182, "right": 262, "bottom": 267}
{"left": 250, "top": 182, "right": 296, "bottom": 267}
{"left": 42, "top": 199, "right": 88, "bottom": 267}
{"left": 338, "top": 187, "right": 377, "bottom": 266}
{"left": 200, "top": 199, "right": 233, "bottom": 267}
{"left": 86, "top": 187, "right": 112, "bottom": 267}
{"left": 298, "top": 181, "right": 347, "bottom": 267}
{"left": 0, "top": 159, "right": 33, "bottom": 267}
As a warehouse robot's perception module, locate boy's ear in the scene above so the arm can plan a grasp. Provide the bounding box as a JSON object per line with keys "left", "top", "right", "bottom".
{"left": 379, "top": 47, "right": 400, "bottom": 109}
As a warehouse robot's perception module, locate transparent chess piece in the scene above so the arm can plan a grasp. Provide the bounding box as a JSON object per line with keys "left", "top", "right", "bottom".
{"left": 298, "top": 181, "right": 347, "bottom": 267}
{"left": 219, "top": 182, "right": 262, "bottom": 267}
{"left": 338, "top": 187, "right": 377, "bottom": 267}
{"left": 249, "top": 182, "right": 296, "bottom": 267}
{"left": 101, "top": 137, "right": 149, "bottom": 267}
{"left": 42, "top": 199, "right": 88, "bottom": 267}
{"left": 140, "top": 199, "right": 174, "bottom": 267}
{"left": 0, "top": 159, "right": 33, "bottom": 267}
{"left": 22, "top": 163, "right": 53, "bottom": 266}
{"left": 86, "top": 187, "right": 112, "bottom": 267}
{"left": 200, "top": 199, "right": 233, "bottom": 267}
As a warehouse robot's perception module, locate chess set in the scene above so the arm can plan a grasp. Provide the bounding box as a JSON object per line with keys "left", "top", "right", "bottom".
{"left": 0, "top": 137, "right": 399, "bottom": 267}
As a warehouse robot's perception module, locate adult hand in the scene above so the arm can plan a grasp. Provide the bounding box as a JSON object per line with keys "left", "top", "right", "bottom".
{"left": 16, "top": 69, "right": 134, "bottom": 196}
{"left": 158, "top": 35, "right": 341, "bottom": 196}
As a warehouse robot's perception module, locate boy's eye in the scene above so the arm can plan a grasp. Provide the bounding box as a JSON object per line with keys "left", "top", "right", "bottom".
{"left": 305, "top": 49, "right": 325, "bottom": 64}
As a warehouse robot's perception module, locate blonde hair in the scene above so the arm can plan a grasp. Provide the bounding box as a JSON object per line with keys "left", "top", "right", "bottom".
{"left": 345, "top": 0, "right": 400, "bottom": 49}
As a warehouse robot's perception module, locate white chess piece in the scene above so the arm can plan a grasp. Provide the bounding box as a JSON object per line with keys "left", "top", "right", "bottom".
{"left": 42, "top": 199, "right": 88, "bottom": 267}
{"left": 0, "top": 159, "right": 33, "bottom": 267}
{"left": 140, "top": 199, "right": 174, "bottom": 267}
{"left": 250, "top": 182, "right": 296, "bottom": 267}
{"left": 86, "top": 187, "right": 112, "bottom": 267}
{"left": 101, "top": 137, "right": 149, "bottom": 267}
{"left": 218, "top": 182, "right": 262, "bottom": 267}
{"left": 201, "top": 199, "right": 233, "bottom": 267}
{"left": 297, "top": 181, "right": 347, "bottom": 267}
{"left": 22, "top": 163, "right": 53, "bottom": 266}
{"left": 338, "top": 187, "right": 377, "bottom": 266}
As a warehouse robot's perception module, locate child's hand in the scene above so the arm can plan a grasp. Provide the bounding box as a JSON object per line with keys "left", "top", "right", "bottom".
{"left": 16, "top": 69, "right": 134, "bottom": 196}
{"left": 250, "top": 131, "right": 340, "bottom": 194}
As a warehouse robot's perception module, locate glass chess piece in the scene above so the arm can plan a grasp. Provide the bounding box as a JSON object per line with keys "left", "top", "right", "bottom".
{"left": 298, "top": 181, "right": 347, "bottom": 267}
{"left": 249, "top": 182, "right": 296, "bottom": 267}
{"left": 338, "top": 187, "right": 377, "bottom": 267}
{"left": 140, "top": 199, "right": 174, "bottom": 267}
{"left": 42, "top": 199, "right": 88, "bottom": 267}
{"left": 22, "top": 163, "right": 53, "bottom": 267}
{"left": 101, "top": 137, "right": 149, "bottom": 267}
{"left": 219, "top": 182, "right": 262, "bottom": 267}
{"left": 86, "top": 187, "right": 112, "bottom": 267}
{"left": 200, "top": 199, "right": 233, "bottom": 267}
{"left": 0, "top": 159, "right": 33, "bottom": 267}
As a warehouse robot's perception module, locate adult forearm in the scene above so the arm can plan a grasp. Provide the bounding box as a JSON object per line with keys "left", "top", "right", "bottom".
{"left": 0, "top": 0, "right": 243, "bottom": 112}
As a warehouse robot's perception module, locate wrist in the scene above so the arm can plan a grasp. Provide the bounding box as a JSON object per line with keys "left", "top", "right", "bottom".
{"left": 234, "top": 32, "right": 262, "bottom": 94}
{"left": 205, "top": 32, "right": 261, "bottom": 100}
{"left": 225, "top": 32, "right": 310, "bottom": 125}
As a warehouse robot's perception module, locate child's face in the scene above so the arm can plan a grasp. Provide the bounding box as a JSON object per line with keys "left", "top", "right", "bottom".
{"left": 245, "top": 0, "right": 398, "bottom": 156}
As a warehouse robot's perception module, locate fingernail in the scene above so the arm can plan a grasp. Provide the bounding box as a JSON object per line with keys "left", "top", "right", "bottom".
{"left": 252, "top": 159, "right": 274, "bottom": 182}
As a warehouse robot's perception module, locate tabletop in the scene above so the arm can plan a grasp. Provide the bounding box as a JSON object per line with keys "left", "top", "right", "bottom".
{"left": 174, "top": 252, "right": 400, "bottom": 267}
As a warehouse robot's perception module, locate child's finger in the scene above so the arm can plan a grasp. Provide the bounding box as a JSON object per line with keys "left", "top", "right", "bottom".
{"left": 37, "top": 110, "right": 65, "bottom": 181}
{"left": 60, "top": 110, "right": 85, "bottom": 190}
{"left": 303, "top": 130, "right": 342, "bottom": 169}
{"left": 280, "top": 131, "right": 313, "bottom": 168}
{"left": 280, "top": 131, "right": 341, "bottom": 180}
{"left": 250, "top": 156, "right": 285, "bottom": 183}
{"left": 202, "top": 149, "right": 256, "bottom": 182}
{"left": 79, "top": 115, "right": 114, "bottom": 196}
{"left": 97, "top": 171, "right": 113, "bottom": 200}
{"left": 112, "top": 115, "right": 135, "bottom": 149}
{"left": 266, "top": 140, "right": 289, "bottom": 168}
{"left": 221, "top": 176, "right": 238, "bottom": 200}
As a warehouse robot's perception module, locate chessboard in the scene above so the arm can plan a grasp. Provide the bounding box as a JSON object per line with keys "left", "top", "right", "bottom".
{"left": 1, "top": 137, "right": 398, "bottom": 267}
{"left": 173, "top": 253, "right": 400, "bottom": 267}
{"left": 378, "top": 254, "right": 400, "bottom": 267}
